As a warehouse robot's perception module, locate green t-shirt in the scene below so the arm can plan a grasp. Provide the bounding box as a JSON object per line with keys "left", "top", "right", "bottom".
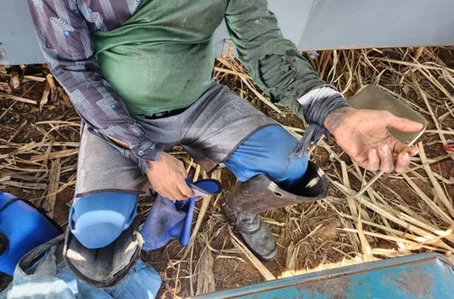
{"left": 95, "top": 0, "right": 325, "bottom": 116}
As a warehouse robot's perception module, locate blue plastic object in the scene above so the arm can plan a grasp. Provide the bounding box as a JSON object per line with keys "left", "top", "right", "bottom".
{"left": 141, "top": 179, "right": 220, "bottom": 251}
{"left": 193, "top": 180, "right": 221, "bottom": 194}
{"left": 0, "top": 191, "right": 61, "bottom": 275}
{"left": 225, "top": 125, "right": 309, "bottom": 189}
{"left": 141, "top": 195, "right": 196, "bottom": 251}
{"left": 187, "top": 178, "right": 222, "bottom": 197}
{"left": 195, "top": 253, "right": 454, "bottom": 299}
{"left": 69, "top": 193, "right": 138, "bottom": 249}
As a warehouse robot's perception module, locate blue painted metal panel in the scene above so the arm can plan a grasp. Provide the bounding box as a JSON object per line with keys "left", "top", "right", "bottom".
{"left": 195, "top": 253, "right": 454, "bottom": 299}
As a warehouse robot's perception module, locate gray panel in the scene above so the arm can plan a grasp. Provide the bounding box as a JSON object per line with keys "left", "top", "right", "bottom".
{"left": 214, "top": 21, "right": 232, "bottom": 57}
{"left": 299, "top": 0, "right": 454, "bottom": 50}
{"left": 0, "top": 1, "right": 45, "bottom": 65}
{"left": 0, "top": 44, "right": 10, "bottom": 66}
{"left": 1, "top": 0, "right": 454, "bottom": 65}
{"left": 214, "top": 0, "right": 314, "bottom": 56}
{"left": 267, "top": 0, "right": 315, "bottom": 46}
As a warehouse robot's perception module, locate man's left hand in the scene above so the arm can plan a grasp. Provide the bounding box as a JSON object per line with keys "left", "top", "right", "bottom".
{"left": 323, "top": 107, "right": 424, "bottom": 174}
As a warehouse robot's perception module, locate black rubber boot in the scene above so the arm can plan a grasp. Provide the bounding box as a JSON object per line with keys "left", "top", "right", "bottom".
{"left": 222, "top": 161, "right": 329, "bottom": 261}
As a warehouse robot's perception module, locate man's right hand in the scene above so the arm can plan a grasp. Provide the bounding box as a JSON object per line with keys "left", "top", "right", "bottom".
{"left": 146, "top": 152, "right": 194, "bottom": 200}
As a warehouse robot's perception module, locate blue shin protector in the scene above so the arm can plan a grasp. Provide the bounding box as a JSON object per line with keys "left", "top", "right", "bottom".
{"left": 64, "top": 193, "right": 142, "bottom": 288}
{"left": 69, "top": 193, "right": 138, "bottom": 249}
{"left": 141, "top": 179, "right": 221, "bottom": 251}
{"left": 225, "top": 125, "right": 309, "bottom": 190}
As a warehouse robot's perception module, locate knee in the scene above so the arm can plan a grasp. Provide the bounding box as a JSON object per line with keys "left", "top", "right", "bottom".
{"left": 259, "top": 127, "right": 309, "bottom": 187}
{"left": 268, "top": 152, "right": 309, "bottom": 186}
{"left": 260, "top": 127, "right": 308, "bottom": 181}
{"left": 69, "top": 193, "right": 138, "bottom": 249}
{"left": 226, "top": 125, "right": 309, "bottom": 185}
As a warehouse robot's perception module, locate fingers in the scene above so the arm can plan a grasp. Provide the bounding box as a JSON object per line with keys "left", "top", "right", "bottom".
{"left": 176, "top": 177, "right": 194, "bottom": 199}
{"left": 175, "top": 160, "right": 193, "bottom": 200}
{"left": 153, "top": 184, "right": 182, "bottom": 200}
{"left": 378, "top": 144, "right": 394, "bottom": 173}
{"left": 377, "top": 137, "right": 418, "bottom": 173}
{"left": 393, "top": 140, "right": 419, "bottom": 157}
{"left": 408, "top": 146, "right": 419, "bottom": 156}
{"left": 367, "top": 148, "right": 379, "bottom": 172}
{"left": 147, "top": 154, "right": 193, "bottom": 201}
{"left": 387, "top": 115, "right": 423, "bottom": 133}
{"left": 395, "top": 152, "right": 410, "bottom": 174}
{"left": 156, "top": 188, "right": 179, "bottom": 200}
{"left": 156, "top": 180, "right": 191, "bottom": 201}
{"left": 161, "top": 175, "right": 192, "bottom": 201}
{"left": 363, "top": 144, "right": 414, "bottom": 174}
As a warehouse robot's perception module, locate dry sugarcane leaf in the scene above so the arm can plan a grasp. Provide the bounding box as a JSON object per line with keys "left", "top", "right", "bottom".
{"left": 0, "top": 180, "right": 47, "bottom": 190}
{"left": 40, "top": 81, "right": 50, "bottom": 111}
{"left": 9, "top": 66, "right": 21, "bottom": 89}
{"left": 30, "top": 149, "right": 78, "bottom": 162}
{"left": 0, "top": 92, "right": 37, "bottom": 105}
{"left": 182, "top": 194, "right": 214, "bottom": 259}
{"left": 228, "top": 226, "right": 276, "bottom": 281}
{"left": 46, "top": 74, "right": 58, "bottom": 102}
{"left": 42, "top": 159, "right": 61, "bottom": 218}
{"left": 417, "top": 143, "right": 454, "bottom": 218}
{"left": 7, "top": 120, "right": 27, "bottom": 143}
{"left": 0, "top": 82, "right": 12, "bottom": 93}
{"left": 195, "top": 240, "right": 216, "bottom": 295}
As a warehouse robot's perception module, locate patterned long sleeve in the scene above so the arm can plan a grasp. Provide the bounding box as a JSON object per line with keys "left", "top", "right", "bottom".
{"left": 27, "top": 0, "right": 162, "bottom": 168}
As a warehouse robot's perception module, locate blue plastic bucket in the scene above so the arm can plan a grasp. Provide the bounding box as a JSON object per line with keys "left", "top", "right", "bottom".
{"left": 0, "top": 192, "right": 61, "bottom": 275}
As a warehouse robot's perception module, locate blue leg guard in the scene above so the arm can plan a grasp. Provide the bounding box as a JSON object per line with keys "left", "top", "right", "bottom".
{"left": 225, "top": 125, "right": 309, "bottom": 189}
{"left": 69, "top": 193, "right": 138, "bottom": 249}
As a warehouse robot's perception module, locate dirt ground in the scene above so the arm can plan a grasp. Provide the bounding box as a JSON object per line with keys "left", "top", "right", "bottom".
{"left": 1, "top": 48, "right": 453, "bottom": 297}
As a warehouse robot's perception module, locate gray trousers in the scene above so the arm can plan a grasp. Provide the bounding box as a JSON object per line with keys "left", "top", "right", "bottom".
{"left": 75, "top": 84, "right": 275, "bottom": 197}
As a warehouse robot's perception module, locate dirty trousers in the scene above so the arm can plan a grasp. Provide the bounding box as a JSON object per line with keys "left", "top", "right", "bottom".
{"left": 0, "top": 235, "right": 161, "bottom": 299}
{"left": 71, "top": 84, "right": 309, "bottom": 248}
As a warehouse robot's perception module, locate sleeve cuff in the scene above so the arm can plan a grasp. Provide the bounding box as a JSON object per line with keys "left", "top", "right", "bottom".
{"left": 297, "top": 86, "right": 343, "bottom": 107}
{"left": 297, "top": 86, "right": 350, "bottom": 128}
{"left": 123, "top": 144, "right": 162, "bottom": 176}
{"left": 291, "top": 87, "right": 349, "bottom": 157}
{"left": 87, "top": 126, "right": 162, "bottom": 174}
{"left": 130, "top": 138, "right": 163, "bottom": 162}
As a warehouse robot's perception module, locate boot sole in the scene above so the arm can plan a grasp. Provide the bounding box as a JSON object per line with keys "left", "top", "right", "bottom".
{"left": 257, "top": 245, "right": 277, "bottom": 262}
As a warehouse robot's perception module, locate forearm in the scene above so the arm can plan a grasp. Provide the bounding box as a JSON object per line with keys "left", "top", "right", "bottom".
{"left": 226, "top": 0, "right": 352, "bottom": 155}
{"left": 52, "top": 63, "right": 162, "bottom": 161}
{"left": 256, "top": 52, "right": 326, "bottom": 104}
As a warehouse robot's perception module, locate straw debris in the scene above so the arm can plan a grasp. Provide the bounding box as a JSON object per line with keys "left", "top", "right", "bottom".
{"left": 0, "top": 47, "right": 453, "bottom": 296}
